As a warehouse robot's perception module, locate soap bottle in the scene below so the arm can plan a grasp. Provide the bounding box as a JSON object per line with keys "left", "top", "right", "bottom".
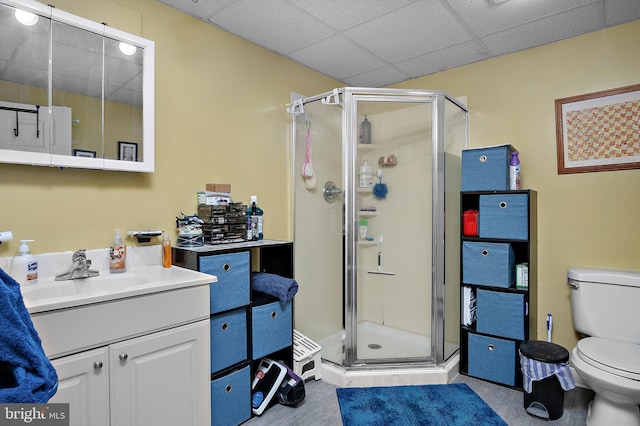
{"left": 162, "top": 233, "right": 172, "bottom": 268}
{"left": 10, "top": 240, "right": 38, "bottom": 285}
{"left": 360, "top": 157, "right": 373, "bottom": 188}
{"left": 248, "top": 196, "right": 264, "bottom": 241}
{"left": 359, "top": 115, "right": 371, "bottom": 144}
{"left": 509, "top": 151, "right": 521, "bottom": 190}
{"left": 109, "top": 228, "right": 126, "bottom": 273}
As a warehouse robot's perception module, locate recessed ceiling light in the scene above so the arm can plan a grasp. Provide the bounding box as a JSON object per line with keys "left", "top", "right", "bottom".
{"left": 118, "top": 42, "right": 137, "bottom": 56}
{"left": 15, "top": 9, "right": 39, "bottom": 26}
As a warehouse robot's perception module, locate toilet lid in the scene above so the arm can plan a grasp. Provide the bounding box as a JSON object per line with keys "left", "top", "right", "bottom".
{"left": 577, "top": 338, "right": 640, "bottom": 381}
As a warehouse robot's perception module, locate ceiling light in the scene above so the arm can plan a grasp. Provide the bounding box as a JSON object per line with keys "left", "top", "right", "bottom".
{"left": 118, "top": 42, "right": 137, "bottom": 56}
{"left": 15, "top": 9, "right": 39, "bottom": 26}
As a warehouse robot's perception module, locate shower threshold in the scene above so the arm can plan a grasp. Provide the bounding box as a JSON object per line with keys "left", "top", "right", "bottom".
{"left": 320, "top": 352, "right": 459, "bottom": 388}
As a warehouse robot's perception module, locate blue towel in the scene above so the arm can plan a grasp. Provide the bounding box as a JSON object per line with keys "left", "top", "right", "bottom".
{"left": 0, "top": 267, "right": 58, "bottom": 403}
{"left": 251, "top": 272, "right": 298, "bottom": 303}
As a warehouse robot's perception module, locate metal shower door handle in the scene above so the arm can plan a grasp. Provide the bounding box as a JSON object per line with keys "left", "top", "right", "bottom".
{"left": 323, "top": 181, "right": 342, "bottom": 204}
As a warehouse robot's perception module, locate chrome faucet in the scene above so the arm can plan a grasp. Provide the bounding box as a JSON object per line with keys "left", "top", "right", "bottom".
{"left": 55, "top": 249, "right": 100, "bottom": 280}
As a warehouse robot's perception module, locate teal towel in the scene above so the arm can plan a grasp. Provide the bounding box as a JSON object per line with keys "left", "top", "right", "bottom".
{"left": 0, "top": 267, "right": 58, "bottom": 402}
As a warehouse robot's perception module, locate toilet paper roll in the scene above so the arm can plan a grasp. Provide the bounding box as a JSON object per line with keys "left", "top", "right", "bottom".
{"left": 0, "top": 231, "right": 13, "bottom": 242}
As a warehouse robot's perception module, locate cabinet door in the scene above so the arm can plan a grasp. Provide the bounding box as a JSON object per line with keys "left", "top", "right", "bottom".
{"left": 50, "top": 347, "right": 109, "bottom": 426}
{"left": 109, "top": 320, "right": 210, "bottom": 426}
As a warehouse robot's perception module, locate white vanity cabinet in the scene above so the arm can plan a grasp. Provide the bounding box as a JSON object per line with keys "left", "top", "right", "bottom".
{"left": 109, "top": 321, "right": 209, "bottom": 426}
{"left": 50, "top": 347, "right": 109, "bottom": 426}
{"left": 28, "top": 276, "right": 213, "bottom": 426}
{"left": 50, "top": 321, "right": 209, "bottom": 426}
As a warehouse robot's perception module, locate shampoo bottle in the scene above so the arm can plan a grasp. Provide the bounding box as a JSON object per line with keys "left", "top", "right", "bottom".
{"left": 248, "top": 196, "right": 264, "bottom": 241}
{"left": 10, "top": 240, "right": 38, "bottom": 285}
{"left": 360, "top": 157, "right": 373, "bottom": 188}
{"left": 509, "top": 151, "right": 521, "bottom": 190}
{"left": 110, "top": 228, "right": 126, "bottom": 273}
{"left": 162, "top": 233, "right": 172, "bottom": 268}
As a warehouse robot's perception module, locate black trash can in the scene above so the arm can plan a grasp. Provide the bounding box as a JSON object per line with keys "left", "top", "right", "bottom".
{"left": 519, "top": 340, "right": 571, "bottom": 420}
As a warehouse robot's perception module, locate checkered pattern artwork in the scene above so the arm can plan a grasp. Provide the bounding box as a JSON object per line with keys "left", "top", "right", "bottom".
{"left": 565, "top": 100, "right": 640, "bottom": 161}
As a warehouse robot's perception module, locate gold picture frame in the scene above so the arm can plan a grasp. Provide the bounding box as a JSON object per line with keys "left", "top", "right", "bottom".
{"left": 555, "top": 84, "right": 640, "bottom": 174}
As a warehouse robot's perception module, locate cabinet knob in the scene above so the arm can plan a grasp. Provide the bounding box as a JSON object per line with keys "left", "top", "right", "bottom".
{"left": 221, "top": 322, "right": 229, "bottom": 331}
{"left": 271, "top": 311, "right": 277, "bottom": 318}
{"left": 499, "top": 201, "right": 507, "bottom": 208}
{"left": 487, "top": 344, "right": 494, "bottom": 351}
{"left": 223, "top": 263, "right": 231, "bottom": 272}
{"left": 119, "top": 353, "right": 129, "bottom": 362}
{"left": 481, "top": 249, "right": 489, "bottom": 256}
{"left": 225, "top": 384, "right": 233, "bottom": 393}
{"left": 94, "top": 361, "right": 103, "bottom": 370}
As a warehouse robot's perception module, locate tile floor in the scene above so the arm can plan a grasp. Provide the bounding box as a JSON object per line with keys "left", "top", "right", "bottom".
{"left": 244, "top": 374, "right": 594, "bottom": 426}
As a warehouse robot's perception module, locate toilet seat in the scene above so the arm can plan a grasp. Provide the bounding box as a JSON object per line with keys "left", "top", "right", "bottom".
{"left": 577, "top": 337, "right": 640, "bottom": 381}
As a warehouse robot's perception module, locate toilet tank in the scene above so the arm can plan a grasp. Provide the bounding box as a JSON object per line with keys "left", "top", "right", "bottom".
{"left": 568, "top": 268, "right": 640, "bottom": 343}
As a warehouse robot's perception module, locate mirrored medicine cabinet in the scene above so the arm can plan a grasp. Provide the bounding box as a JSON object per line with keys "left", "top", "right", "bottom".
{"left": 0, "top": 0, "right": 154, "bottom": 172}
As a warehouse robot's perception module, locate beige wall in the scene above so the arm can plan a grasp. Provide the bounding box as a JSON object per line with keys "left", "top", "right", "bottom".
{"left": 0, "top": 0, "right": 339, "bottom": 256}
{"left": 392, "top": 20, "right": 640, "bottom": 351}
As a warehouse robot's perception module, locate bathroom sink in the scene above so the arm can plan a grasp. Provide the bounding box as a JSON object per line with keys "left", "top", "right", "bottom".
{"left": 22, "top": 265, "right": 216, "bottom": 314}
{"left": 22, "top": 273, "right": 150, "bottom": 300}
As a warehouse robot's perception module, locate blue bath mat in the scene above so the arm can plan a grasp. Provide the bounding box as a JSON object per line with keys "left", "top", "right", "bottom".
{"left": 336, "top": 383, "right": 507, "bottom": 426}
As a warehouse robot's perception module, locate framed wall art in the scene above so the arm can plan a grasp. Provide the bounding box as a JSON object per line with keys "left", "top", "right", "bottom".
{"left": 555, "top": 84, "right": 640, "bottom": 174}
{"left": 118, "top": 141, "right": 138, "bottom": 162}
{"left": 73, "top": 149, "right": 96, "bottom": 158}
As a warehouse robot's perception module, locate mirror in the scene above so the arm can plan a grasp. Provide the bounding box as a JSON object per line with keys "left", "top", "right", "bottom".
{"left": 0, "top": 0, "right": 154, "bottom": 172}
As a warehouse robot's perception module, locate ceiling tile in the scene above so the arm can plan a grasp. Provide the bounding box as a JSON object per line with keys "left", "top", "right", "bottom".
{"left": 343, "top": 66, "right": 410, "bottom": 87}
{"left": 208, "top": 0, "right": 334, "bottom": 55}
{"left": 286, "top": 0, "right": 416, "bottom": 31}
{"left": 289, "top": 36, "right": 388, "bottom": 80}
{"left": 447, "top": 0, "right": 599, "bottom": 37}
{"left": 605, "top": 0, "right": 640, "bottom": 25}
{"left": 345, "top": 1, "right": 473, "bottom": 64}
{"left": 482, "top": 4, "right": 602, "bottom": 56}
{"left": 396, "top": 40, "right": 491, "bottom": 77}
{"left": 156, "top": 0, "right": 231, "bottom": 20}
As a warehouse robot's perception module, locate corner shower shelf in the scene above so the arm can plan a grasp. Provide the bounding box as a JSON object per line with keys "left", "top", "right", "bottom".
{"left": 357, "top": 143, "right": 378, "bottom": 152}
{"left": 358, "top": 211, "right": 377, "bottom": 218}
{"left": 358, "top": 241, "right": 378, "bottom": 247}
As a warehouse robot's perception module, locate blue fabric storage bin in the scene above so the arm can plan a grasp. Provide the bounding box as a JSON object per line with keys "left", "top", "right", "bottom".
{"left": 462, "top": 241, "right": 515, "bottom": 288}
{"left": 210, "top": 308, "right": 248, "bottom": 374}
{"left": 461, "top": 145, "right": 514, "bottom": 191}
{"left": 479, "top": 193, "right": 528, "bottom": 240}
{"left": 211, "top": 365, "right": 251, "bottom": 426}
{"left": 468, "top": 333, "right": 516, "bottom": 386}
{"left": 476, "top": 289, "right": 525, "bottom": 340}
{"left": 252, "top": 299, "right": 292, "bottom": 359}
{"left": 200, "top": 251, "right": 250, "bottom": 314}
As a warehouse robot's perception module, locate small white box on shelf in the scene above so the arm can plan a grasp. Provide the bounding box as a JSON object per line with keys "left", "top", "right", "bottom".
{"left": 293, "top": 330, "right": 322, "bottom": 381}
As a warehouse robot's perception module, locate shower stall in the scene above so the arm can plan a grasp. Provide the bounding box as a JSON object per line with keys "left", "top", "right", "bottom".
{"left": 290, "top": 88, "right": 467, "bottom": 384}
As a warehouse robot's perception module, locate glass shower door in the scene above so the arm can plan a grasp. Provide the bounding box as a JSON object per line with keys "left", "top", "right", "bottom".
{"left": 292, "top": 96, "right": 345, "bottom": 366}
{"left": 351, "top": 96, "right": 434, "bottom": 364}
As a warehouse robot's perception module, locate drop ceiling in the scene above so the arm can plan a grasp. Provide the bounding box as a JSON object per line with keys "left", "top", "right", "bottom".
{"left": 157, "top": 0, "right": 640, "bottom": 87}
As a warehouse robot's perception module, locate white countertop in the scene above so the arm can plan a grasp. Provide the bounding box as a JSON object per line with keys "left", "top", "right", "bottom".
{"left": 1, "top": 246, "right": 216, "bottom": 313}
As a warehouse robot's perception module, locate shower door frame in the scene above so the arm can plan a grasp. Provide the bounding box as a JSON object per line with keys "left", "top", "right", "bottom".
{"left": 292, "top": 87, "right": 468, "bottom": 368}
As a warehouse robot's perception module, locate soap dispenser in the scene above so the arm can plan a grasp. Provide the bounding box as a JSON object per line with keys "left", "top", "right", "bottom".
{"left": 110, "top": 229, "right": 126, "bottom": 273}
{"left": 10, "top": 240, "right": 38, "bottom": 285}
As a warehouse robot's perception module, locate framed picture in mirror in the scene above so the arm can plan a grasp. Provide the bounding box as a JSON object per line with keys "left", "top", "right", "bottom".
{"left": 73, "top": 149, "right": 96, "bottom": 158}
{"left": 119, "top": 141, "right": 138, "bottom": 162}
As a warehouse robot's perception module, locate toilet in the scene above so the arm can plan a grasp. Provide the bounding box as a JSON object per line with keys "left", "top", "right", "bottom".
{"left": 568, "top": 267, "right": 640, "bottom": 426}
